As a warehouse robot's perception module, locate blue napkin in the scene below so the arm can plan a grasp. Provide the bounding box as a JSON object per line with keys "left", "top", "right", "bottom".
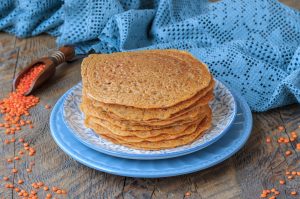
{"left": 1, "top": 0, "right": 299, "bottom": 111}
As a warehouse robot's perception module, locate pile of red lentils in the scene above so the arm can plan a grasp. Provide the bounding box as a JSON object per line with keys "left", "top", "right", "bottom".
{"left": 260, "top": 125, "right": 300, "bottom": 199}
{"left": 0, "top": 63, "right": 67, "bottom": 199}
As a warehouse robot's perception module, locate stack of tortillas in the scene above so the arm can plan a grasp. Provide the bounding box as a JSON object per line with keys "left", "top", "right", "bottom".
{"left": 80, "top": 50, "right": 214, "bottom": 150}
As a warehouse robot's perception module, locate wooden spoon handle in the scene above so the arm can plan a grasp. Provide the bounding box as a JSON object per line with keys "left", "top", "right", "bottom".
{"left": 50, "top": 45, "right": 75, "bottom": 65}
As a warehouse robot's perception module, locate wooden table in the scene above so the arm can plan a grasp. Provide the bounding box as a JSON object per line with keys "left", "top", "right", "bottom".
{"left": 0, "top": 1, "right": 299, "bottom": 198}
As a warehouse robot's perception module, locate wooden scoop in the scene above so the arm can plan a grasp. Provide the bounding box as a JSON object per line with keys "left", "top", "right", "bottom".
{"left": 13, "top": 46, "right": 76, "bottom": 95}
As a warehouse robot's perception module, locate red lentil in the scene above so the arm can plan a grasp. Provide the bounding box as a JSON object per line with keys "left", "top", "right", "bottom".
{"left": 266, "top": 137, "right": 271, "bottom": 143}
{"left": 271, "top": 188, "right": 276, "bottom": 192}
{"left": 278, "top": 126, "right": 284, "bottom": 131}
{"left": 5, "top": 184, "right": 14, "bottom": 189}
{"left": 291, "top": 191, "right": 297, "bottom": 195}
{"left": 284, "top": 138, "right": 289, "bottom": 143}
{"left": 18, "top": 179, "right": 24, "bottom": 184}
{"left": 291, "top": 134, "right": 297, "bottom": 139}
{"left": 3, "top": 176, "right": 9, "bottom": 181}
{"left": 285, "top": 150, "right": 292, "bottom": 156}
{"left": 14, "top": 187, "right": 20, "bottom": 192}
{"left": 45, "top": 104, "right": 51, "bottom": 109}
{"left": 260, "top": 193, "right": 267, "bottom": 198}
{"left": 279, "top": 180, "right": 285, "bottom": 185}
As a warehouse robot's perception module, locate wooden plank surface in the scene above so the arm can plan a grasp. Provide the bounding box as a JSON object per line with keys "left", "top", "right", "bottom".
{"left": 0, "top": 32, "right": 17, "bottom": 199}
{"left": 0, "top": 1, "right": 299, "bottom": 198}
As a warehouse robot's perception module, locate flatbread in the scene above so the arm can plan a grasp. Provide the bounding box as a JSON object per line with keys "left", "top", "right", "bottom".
{"left": 88, "top": 79, "right": 214, "bottom": 121}
{"left": 81, "top": 100, "right": 211, "bottom": 131}
{"left": 82, "top": 94, "right": 212, "bottom": 126}
{"left": 84, "top": 112, "right": 207, "bottom": 139}
{"left": 81, "top": 50, "right": 212, "bottom": 108}
{"left": 93, "top": 115, "right": 212, "bottom": 150}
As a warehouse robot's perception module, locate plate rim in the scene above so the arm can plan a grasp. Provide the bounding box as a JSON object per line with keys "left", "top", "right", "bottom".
{"left": 50, "top": 86, "right": 252, "bottom": 178}
{"left": 62, "top": 79, "right": 237, "bottom": 160}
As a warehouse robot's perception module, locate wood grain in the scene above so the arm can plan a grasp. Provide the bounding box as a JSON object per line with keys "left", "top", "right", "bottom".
{"left": 0, "top": 33, "right": 17, "bottom": 199}
{"left": 0, "top": 1, "right": 299, "bottom": 198}
{"left": 279, "top": 0, "right": 300, "bottom": 9}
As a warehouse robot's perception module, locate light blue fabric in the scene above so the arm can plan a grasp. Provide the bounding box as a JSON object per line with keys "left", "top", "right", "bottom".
{"left": 1, "top": 0, "right": 299, "bottom": 111}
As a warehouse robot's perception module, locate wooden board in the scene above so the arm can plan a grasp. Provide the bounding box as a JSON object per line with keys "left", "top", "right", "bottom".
{"left": 0, "top": 1, "right": 299, "bottom": 198}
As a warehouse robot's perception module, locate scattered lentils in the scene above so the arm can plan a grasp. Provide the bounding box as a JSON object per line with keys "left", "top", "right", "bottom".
{"left": 0, "top": 63, "right": 67, "bottom": 197}
{"left": 260, "top": 128, "right": 300, "bottom": 198}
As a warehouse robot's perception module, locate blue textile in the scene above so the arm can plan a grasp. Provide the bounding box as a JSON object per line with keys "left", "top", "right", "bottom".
{"left": 0, "top": 0, "right": 299, "bottom": 111}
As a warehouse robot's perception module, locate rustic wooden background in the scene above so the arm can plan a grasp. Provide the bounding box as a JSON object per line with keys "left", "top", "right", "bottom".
{"left": 0, "top": 1, "right": 299, "bottom": 198}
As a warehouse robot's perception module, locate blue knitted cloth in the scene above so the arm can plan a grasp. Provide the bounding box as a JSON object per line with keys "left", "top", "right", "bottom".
{"left": 1, "top": 0, "right": 299, "bottom": 111}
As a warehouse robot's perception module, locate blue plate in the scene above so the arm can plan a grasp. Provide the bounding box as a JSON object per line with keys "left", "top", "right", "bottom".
{"left": 62, "top": 80, "right": 237, "bottom": 160}
{"left": 50, "top": 88, "right": 252, "bottom": 178}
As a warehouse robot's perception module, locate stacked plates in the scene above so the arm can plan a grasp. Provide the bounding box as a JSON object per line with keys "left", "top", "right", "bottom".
{"left": 50, "top": 80, "right": 252, "bottom": 178}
